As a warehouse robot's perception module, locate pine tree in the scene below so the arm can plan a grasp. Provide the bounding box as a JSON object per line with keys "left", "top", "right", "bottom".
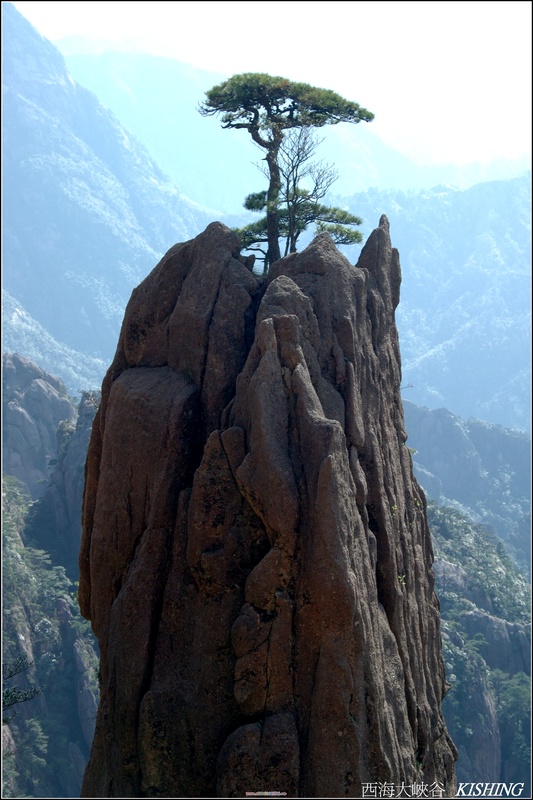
{"left": 199, "top": 73, "right": 373, "bottom": 271}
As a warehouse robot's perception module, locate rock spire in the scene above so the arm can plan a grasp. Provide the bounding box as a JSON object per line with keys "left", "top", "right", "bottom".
{"left": 79, "top": 220, "right": 457, "bottom": 797}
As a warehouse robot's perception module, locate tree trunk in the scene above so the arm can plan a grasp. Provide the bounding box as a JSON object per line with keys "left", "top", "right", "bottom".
{"left": 265, "top": 147, "right": 281, "bottom": 266}
{"left": 249, "top": 126, "right": 283, "bottom": 272}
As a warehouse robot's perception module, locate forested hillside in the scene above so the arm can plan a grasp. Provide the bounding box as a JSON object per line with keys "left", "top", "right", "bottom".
{"left": 430, "top": 502, "right": 530, "bottom": 791}
{"left": 2, "top": 476, "right": 99, "bottom": 798}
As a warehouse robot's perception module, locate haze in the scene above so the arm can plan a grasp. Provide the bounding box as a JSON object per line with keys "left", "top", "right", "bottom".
{"left": 10, "top": 0, "right": 532, "bottom": 168}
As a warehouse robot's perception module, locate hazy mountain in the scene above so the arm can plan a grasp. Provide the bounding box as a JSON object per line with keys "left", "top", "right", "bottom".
{"left": 403, "top": 400, "right": 531, "bottom": 574}
{"left": 2, "top": 291, "right": 107, "bottom": 392}
{"left": 338, "top": 177, "right": 531, "bottom": 430}
{"left": 1, "top": 3, "right": 214, "bottom": 390}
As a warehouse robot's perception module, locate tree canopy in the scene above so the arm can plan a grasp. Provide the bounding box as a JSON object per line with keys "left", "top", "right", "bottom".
{"left": 199, "top": 73, "right": 374, "bottom": 137}
{"left": 199, "top": 73, "right": 373, "bottom": 270}
{"left": 2, "top": 657, "right": 41, "bottom": 724}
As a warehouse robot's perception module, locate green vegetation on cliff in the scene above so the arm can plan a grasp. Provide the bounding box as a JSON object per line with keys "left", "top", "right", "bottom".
{"left": 430, "top": 503, "right": 530, "bottom": 624}
{"left": 2, "top": 476, "right": 99, "bottom": 799}
{"left": 430, "top": 502, "right": 531, "bottom": 789}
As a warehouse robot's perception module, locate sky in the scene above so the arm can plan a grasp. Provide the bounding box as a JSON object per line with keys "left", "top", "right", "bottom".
{"left": 8, "top": 0, "right": 533, "bottom": 168}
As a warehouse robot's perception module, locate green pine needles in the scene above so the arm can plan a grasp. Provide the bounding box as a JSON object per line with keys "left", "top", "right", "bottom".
{"left": 199, "top": 73, "right": 373, "bottom": 272}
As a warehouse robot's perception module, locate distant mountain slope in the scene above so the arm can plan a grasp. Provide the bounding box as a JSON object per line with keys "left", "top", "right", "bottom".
{"left": 2, "top": 291, "right": 107, "bottom": 392}
{"left": 403, "top": 400, "right": 531, "bottom": 574}
{"left": 338, "top": 177, "right": 531, "bottom": 429}
{"left": 2, "top": 3, "right": 214, "bottom": 387}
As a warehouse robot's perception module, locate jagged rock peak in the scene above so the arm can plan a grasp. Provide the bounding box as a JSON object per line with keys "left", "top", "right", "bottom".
{"left": 79, "top": 221, "right": 457, "bottom": 797}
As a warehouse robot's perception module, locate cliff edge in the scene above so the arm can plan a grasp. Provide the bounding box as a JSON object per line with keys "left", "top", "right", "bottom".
{"left": 79, "top": 219, "right": 457, "bottom": 797}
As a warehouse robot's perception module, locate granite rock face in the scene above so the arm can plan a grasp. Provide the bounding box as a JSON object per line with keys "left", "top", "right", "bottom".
{"left": 79, "top": 220, "right": 457, "bottom": 797}
{"left": 2, "top": 353, "right": 76, "bottom": 498}
{"left": 457, "top": 610, "right": 531, "bottom": 676}
{"left": 24, "top": 389, "right": 100, "bottom": 579}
